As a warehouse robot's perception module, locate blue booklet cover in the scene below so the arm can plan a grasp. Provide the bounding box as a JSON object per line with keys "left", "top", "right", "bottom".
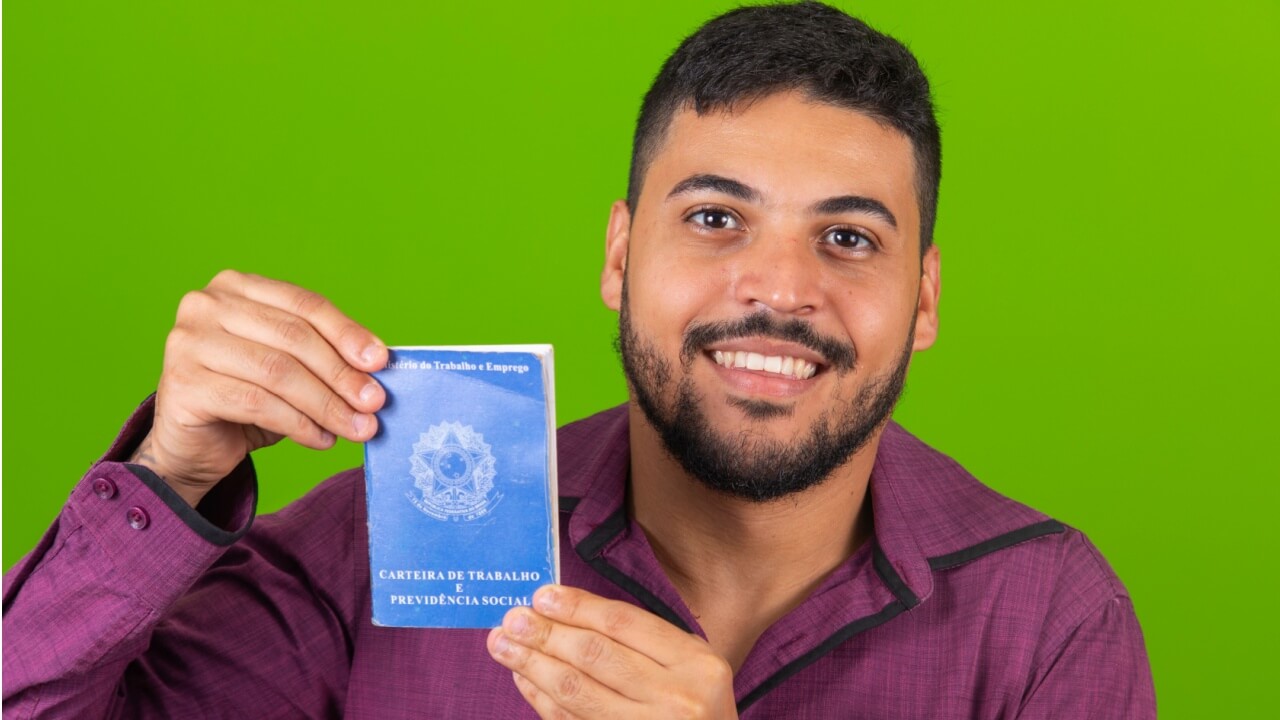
{"left": 364, "top": 345, "right": 558, "bottom": 628}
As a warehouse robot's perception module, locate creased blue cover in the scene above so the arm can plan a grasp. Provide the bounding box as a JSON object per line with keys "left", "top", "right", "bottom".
{"left": 364, "top": 346, "right": 557, "bottom": 628}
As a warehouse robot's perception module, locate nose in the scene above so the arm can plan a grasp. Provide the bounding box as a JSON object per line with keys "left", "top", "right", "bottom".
{"left": 730, "top": 231, "right": 823, "bottom": 315}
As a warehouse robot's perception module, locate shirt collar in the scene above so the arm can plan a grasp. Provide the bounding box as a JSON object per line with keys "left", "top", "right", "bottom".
{"left": 563, "top": 407, "right": 951, "bottom": 607}
{"left": 558, "top": 405, "right": 1057, "bottom": 702}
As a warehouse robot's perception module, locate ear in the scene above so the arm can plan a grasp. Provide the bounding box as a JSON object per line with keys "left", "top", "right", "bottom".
{"left": 912, "top": 244, "right": 941, "bottom": 351}
{"left": 600, "top": 199, "right": 631, "bottom": 311}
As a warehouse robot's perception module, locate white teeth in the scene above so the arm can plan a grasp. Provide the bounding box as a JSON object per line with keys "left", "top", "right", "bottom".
{"left": 711, "top": 350, "right": 819, "bottom": 379}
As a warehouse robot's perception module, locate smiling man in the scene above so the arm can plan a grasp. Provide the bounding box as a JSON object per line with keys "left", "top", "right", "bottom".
{"left": 3, "top": 3, "right": 1154, "bottom": 718}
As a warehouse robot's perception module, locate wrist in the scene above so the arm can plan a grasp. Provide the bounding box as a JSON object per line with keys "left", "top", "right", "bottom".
{"left": 128, "top": 433, "right": 209, "bottom": 507}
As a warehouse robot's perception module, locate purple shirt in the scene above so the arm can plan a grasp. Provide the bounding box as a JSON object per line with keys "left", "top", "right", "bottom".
{"left": 3, "top": 400, "right": 1155, "bottom": 718}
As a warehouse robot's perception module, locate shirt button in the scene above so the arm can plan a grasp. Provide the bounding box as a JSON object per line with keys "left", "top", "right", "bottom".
{"left": 126, "top": 506, "right": 150, "bottom": 530}
{"left": 92, "top": 478, "right": 118, "bottom": 500}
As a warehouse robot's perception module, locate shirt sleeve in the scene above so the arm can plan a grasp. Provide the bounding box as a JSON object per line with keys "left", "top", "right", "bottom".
{"left": 1016, "top": 593, "right": 1157, "bottom": 719}
{"left": 2, "top": 397, "right": 363, "bottom": 719}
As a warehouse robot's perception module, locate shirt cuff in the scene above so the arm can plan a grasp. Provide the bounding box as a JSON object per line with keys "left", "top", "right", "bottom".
{"left": 68, "top": 459, "right": 255, "bottom": 611}
{"left": 97, "top": 394, "right": 258, "bottom": 547}
{"left": 122, "top": 459, "right": 256, "bottom": 546}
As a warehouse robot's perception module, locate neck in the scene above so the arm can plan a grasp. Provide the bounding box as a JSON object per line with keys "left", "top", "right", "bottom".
{"left": 627, "top": 404, "right": 879, "bottom": 665}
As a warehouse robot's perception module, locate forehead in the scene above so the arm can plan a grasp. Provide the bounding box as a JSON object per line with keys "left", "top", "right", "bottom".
{"left": 640, "top": 92, "right": 919, "bottom": 229}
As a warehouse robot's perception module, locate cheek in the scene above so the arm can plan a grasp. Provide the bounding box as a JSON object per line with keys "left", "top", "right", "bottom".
{"left": 833, "top": 280, "right": 917, "bottom": 360}
{"left": 629, "top": 267, "right": 711, "bottom": 355}
{"left": 627, "top": 246, "right": 726, "bottom": 346}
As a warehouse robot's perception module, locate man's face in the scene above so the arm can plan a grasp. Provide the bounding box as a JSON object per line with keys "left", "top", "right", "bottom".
{"left": 602, "top": 91, "right": 940, "bottom": 501}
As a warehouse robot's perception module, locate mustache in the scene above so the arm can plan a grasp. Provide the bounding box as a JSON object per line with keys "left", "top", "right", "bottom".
{"left": 681, "top": 311, "right": 856, "bottom": 372}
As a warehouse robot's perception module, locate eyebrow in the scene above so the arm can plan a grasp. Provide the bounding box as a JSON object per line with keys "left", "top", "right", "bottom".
{"left": 666, "top": 174, "right": 760, "bottom": 203}
{"left": 666, "top": 172, "right": 898, "bottom": 230}
{"left": 812, "top": 195, "right": 898, "bottom": 229}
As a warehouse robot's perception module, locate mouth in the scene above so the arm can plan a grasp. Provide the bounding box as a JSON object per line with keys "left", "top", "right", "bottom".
{"left": 710, "top": 349, "right": 820, "bottom": 380}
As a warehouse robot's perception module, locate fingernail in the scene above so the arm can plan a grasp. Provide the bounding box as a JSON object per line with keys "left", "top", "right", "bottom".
{"left": 353, "top": 413, "right": 371, "bottom": 435}
{"left": 359, "top": 383, "right": 380, "bottom": 404}
{"left": 534, "top": 586, "right": 559, "bottom": 613}
{"left": 508, "top": 611, "right": 530, "bottom": 637}
{"left": 492, "top": 631, "right": 510, "bottom": 657}
{"left": 319, "top": 430, "right": 336, "bottom": 447}
{"left": 360, "top": 343, "right": 383, "bottom": 366}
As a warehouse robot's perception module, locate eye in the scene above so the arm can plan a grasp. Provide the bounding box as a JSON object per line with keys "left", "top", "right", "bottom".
{"left": 686, "top": 207, "right": 742, "bottom": 231}
{"left": 821, "top": 227, "right": 875, "bottom": 251}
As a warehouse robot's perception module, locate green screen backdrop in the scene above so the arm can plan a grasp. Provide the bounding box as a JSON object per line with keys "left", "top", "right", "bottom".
{"left": 4, "top": 1, "right": 1277, "bottom": 716}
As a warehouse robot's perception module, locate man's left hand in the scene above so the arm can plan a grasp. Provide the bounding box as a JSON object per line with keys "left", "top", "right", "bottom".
{"left": 487, "top": 585, "right": 739, "bottom": 719}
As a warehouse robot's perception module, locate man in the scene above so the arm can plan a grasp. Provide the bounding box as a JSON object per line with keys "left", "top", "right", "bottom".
{"left": 3, "top": 2, "right": 1155, "bottom": 717}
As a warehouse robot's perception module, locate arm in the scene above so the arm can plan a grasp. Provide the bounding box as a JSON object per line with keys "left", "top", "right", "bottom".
{"left": 4, "top": 271, "right": 386, "bottom": 718}
{"left": 2, "top": 416, "right": 258, "bottom": 718}
{"left": 1017, "top": 591, "right": 1157, "bottom": 719}
{"left": 3, "top": 448, "right": 367, "bottom": 718}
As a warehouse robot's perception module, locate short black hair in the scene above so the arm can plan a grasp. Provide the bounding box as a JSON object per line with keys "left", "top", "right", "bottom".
{"left": 627, "top": 1, "right": 942, "bottom": 251}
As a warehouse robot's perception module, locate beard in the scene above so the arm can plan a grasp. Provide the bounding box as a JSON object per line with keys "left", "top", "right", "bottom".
{"left": 617, "top": 282, "right": 913, "bottom": 503}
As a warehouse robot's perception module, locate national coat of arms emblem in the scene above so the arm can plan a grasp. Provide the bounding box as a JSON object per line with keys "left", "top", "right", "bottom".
{"left": 406, "top": 422, "right": 502, "bottom": 521}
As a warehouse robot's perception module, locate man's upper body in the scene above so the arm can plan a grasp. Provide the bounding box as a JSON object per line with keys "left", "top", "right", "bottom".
{"left": 3, "top": 399, "right": 1153, "bottom": 718}
{"left": 3, "top": 3, "right": 1156, "bottom": 717}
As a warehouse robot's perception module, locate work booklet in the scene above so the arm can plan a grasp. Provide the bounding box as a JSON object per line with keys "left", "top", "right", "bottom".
{"left": 364, "top": 345, "right": 558, "bottom": 628}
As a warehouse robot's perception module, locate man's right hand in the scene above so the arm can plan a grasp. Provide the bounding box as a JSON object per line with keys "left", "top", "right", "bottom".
{"left": 129, "top": 270, "right": 388, "bottom": 507}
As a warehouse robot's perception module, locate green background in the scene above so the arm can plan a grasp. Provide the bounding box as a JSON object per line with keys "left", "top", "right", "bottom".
{"left": 4, "top": 1, "right": 1277, "bottom": 715}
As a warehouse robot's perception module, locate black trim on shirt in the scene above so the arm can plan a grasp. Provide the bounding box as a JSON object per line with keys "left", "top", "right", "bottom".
{"left": 739, "top": 542, "right": 920, "bottom": 713}
{"left": 736, "top": 599, "right": 908, "bottom": 713}
{"left": 738, "top": 520, "right": 1066, "bottom": 712}
{"left": 559, "top": 496, "right": 581, "bottom": 514}
{"left": 123, "top": 457, "right": 256, "bottom": 547}
{"left": 873, "top": 544, "right": 921, "bottom": 609}
{"left": 583, "top": 557, "right": 693, "bottom": 633}
{"left": 927, "top": 520, "right": 1066, "bottom": 571}
{"left": 564, "top": 500, "right": 1066, "bottom": 715}
{"left": 575, "top": 506, "right": 628, "bottom": 560}
{"left": 572, "top": 506, "right": 692, "bottom": 633}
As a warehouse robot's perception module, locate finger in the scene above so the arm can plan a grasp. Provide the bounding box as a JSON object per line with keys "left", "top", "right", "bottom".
{"left": 206, "top": 270, "right": 387, "bottom": 372}
{"left": 204, "top": 288, "right": 385, "bottom": 414}
{"left": 183, "top": 371, "right": 336, "bottom": 450}
{"left": 189, "top": 331, "right": 377, "bottom": 442}
{"left": 512, "top": 672, "right": 586, "bottom": 720}
{"left": 488, "top": 628, "right": 639, "bottom": 719}
{"left": 531, "top": 585, "right": 697, "bottom": 667}
{"left": 501, "top": 606, "right": 656, "bottom": 701}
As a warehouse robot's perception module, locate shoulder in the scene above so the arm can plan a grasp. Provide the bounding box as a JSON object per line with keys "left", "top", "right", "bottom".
{"left": 877, "top": 422, "right": 1055, "bottom": 558}
{"left": 1015, "top": 523, "right": 1133, "bottom": 661}
{"left": 878, "top": 423, "right": 1131, "bottom": 648}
